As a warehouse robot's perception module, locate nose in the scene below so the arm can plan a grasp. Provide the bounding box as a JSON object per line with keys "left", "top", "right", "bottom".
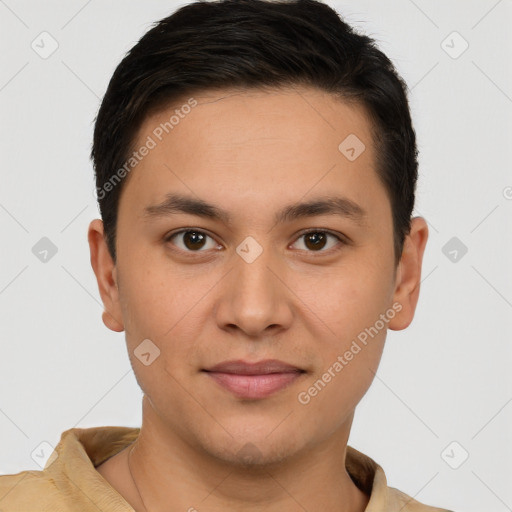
{"left": 214, "top": 245, "right": 294, "bottom": 338}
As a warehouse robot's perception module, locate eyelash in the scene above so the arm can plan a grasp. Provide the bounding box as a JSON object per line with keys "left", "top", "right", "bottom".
{"left": 163, "top": 228, "right": 347, "bottom": 255}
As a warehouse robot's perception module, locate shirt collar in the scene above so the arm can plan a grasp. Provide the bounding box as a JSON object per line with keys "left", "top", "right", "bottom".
{"left": 46, "top": 426, "right": 390, "bottom": 510}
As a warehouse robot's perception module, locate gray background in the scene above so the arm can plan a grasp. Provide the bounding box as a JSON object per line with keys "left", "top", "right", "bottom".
{"left": 0, "top": 1, "right": 511, "bottom": 511}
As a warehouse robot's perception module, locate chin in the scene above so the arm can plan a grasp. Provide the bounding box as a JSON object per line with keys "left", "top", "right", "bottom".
{"left": 197, "top": 422, "right": 307, "bottom": 469}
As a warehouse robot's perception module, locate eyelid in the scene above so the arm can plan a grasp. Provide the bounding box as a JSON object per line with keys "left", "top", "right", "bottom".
{"left": 164, "top": 228, "right": 222, "bottom": 252}
{"left": 290, "top": 228, "right": 347, "bottom": 254}
{"left": 164, "top": 227, "right": 348, "bottom": 254}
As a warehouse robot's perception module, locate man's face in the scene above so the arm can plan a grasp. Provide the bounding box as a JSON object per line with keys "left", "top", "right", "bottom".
{"left": 92, "top": 86, "right": 422, "bottom": 465}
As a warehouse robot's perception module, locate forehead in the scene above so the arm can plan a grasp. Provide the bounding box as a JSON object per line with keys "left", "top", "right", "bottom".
{"left": 120, "top": 86, "right": 388, "bottom": 224}
{"left": 148, "top": 86, "right": 374, "bottom": 149}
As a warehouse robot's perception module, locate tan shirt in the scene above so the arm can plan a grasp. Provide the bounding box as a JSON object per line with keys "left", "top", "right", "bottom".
{"left": 0, "top": 426, "right": 452, "bottom": 511}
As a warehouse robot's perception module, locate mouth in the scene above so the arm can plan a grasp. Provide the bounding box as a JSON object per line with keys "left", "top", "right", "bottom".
{"left": 202, "top": 359, "right": 306, "bottom": 400}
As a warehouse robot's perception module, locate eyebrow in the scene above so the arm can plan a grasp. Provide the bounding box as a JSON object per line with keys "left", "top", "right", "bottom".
{"left": 143, "top": 193, "right": 367, "bottom": 226}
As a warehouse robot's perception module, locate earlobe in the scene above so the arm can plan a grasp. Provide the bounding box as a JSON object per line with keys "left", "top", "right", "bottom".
{"left": 102, "top": 310, "right": 124, "bottom": 332}
{"left": 388, "top": 216, "right": 429, "bottom": 331}
{"left": 88, "top": 219, "right": 125, "bottom": 333}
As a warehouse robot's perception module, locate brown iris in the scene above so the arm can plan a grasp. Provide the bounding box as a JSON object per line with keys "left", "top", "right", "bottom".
{"left": 183, "top": 231, "right": 207, "bottom": 250}
{"left": 303, "top": 232, "right": 327, "bottom": 251}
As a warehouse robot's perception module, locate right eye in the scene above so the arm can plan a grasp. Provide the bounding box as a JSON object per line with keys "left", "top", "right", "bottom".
{"left": 164, "top": 229, "right": 222, "bottom": 252}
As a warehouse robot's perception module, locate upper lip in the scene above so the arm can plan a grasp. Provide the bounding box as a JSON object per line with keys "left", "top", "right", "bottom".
{"left": 203, "top": 359, "right": 304, "bottom": 375}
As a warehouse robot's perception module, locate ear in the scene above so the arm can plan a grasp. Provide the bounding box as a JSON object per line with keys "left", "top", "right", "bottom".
{"left": 388, "top": 216, "right": 429, "bottom": 331}
{"left": 88, "top": 219, "right": 124, "bottom": 332}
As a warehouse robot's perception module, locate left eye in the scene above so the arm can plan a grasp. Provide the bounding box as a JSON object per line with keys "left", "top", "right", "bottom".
{"left": 291, "top": 230, "right": 343, "bottom": 252}
{"left": 165, "top": 229, "right": 343, "bottom": 253}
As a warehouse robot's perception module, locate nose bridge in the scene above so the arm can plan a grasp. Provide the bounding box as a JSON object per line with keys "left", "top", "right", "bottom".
{"left": 234, "top": 239, "right": 277, "bottom": 310}
{"left": 216, "top": 237, "right": 293, "bottom": 335}
{"left": 236, "top": 245, "right": 274, "bottom": 294}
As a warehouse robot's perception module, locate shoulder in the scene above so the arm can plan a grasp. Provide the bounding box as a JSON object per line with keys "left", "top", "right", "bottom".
{"left": 0, "top": 469, "right": 69, "bottom": 510}
{"left": 0, "top": 425, "right": 140, "bottom": 511}
{"left": 388, "top": 486, "right": 454, "bottom": 512}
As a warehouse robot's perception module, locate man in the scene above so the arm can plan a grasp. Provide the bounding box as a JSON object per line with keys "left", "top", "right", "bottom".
{"left": 0, "top": 0, "right": 453, "bottom": 510}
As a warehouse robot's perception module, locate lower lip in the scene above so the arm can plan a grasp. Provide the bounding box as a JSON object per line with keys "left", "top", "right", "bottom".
{"left": 204, "top": 371, "right": 303, "bottom": 399}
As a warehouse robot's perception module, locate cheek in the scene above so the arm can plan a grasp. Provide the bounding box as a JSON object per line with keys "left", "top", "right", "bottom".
{"left": 294, "top": 259, "right": 392, "bottom": 406}
{"left": 297, "top": 313, "right": 388, "bottom": 425}
{"left": 117, "top": 259, "right": 214, "bottom": 368}
{"left": 296, "top": 262, "right": 391, "bottom": 343}
{"left": 119, "top": 251, "right": 189, "bottom": 326}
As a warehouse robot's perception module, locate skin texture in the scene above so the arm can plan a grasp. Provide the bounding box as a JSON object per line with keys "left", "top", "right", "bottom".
{"left": 89, "top": 86, "right": 428, "bottom": 512}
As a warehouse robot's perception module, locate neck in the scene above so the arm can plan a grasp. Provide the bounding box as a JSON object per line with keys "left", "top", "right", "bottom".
{"left": 125, "top": 397, "right": 370, "bottom": 512}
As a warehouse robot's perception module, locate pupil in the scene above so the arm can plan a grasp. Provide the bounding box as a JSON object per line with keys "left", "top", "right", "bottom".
{"left": 306, "top": 232, "right": 326, "bottom": 250}
{"left": 185, "top": 231, "right": 205, "bottom": 250}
